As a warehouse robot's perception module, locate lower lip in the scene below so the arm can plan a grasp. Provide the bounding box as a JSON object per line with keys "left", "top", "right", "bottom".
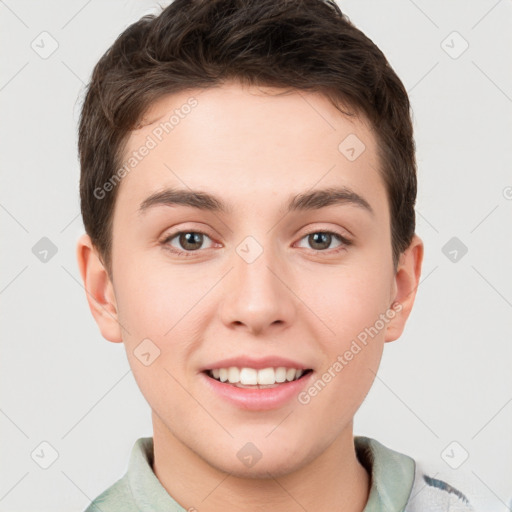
{"left": 200, "top": 371, "right": 314, "bottom": 411}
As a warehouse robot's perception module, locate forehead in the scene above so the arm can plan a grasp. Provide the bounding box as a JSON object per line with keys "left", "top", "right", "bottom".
{"left": 114, "top": 82, "right": 387, "bottom": 219}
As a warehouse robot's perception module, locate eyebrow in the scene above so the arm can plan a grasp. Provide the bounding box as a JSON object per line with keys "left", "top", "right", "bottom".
{"left": 138, "top": 186, "right": 374, "bottom": 217}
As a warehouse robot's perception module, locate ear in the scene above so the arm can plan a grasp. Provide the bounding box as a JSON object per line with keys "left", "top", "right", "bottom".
{"left": 385, "top": 234, "right": 424, "bottom": 343}
{"left": 76, "top": 233, "right": 123, "bottom": 343}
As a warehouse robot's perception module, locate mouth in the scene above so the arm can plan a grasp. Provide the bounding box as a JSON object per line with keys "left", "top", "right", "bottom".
{"left": 203, "top": 367, "right": 314, "bottom": 389}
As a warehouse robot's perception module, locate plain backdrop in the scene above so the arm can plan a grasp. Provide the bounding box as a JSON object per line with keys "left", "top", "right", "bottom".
{"left": 1, "top": 0, "right": 511, "bottom": 510}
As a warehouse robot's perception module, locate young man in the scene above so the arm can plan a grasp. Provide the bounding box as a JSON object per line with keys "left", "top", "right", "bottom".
{"left": 76, "top": 0, "right": 475, "bottom": 510}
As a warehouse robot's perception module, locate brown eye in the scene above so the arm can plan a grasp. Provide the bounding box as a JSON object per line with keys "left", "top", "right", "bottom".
{"left": 296, "top": 231, "right": 351, "bottom": 253}
{"left": 308, "top": 232, "right": 332, "bottom": 250}
{"left": 178, "top": 232, "right": 204, "bottom": 251}
{"left": 162, "top": 231, "right": 214, "bottom": 254}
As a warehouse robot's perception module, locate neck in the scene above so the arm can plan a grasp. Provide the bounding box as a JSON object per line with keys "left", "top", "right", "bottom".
{"left": 152, "top": 412, "right": 370, "bottom": 512}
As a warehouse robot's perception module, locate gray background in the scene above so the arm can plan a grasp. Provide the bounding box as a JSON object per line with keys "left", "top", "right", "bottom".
{"left": 1, "top": 0, "right": 511, "bottom": 510}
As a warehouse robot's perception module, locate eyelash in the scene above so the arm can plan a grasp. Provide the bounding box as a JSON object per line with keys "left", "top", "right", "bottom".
{"left": 161, "top": 229, "right": 352, "bottom": 257}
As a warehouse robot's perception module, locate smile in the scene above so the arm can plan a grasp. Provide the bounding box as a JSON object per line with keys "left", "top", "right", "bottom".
{"left": 206, "top": 366, "right": 312, "bottom": 387}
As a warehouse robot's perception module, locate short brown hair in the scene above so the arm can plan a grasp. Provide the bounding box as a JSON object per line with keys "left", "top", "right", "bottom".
{"left": 78, "top": 0, "right": 416, "bottom": 279}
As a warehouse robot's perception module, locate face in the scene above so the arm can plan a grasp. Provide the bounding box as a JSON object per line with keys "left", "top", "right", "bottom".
{"left": 79, "top": 81, "right": 422, "bottom": 478}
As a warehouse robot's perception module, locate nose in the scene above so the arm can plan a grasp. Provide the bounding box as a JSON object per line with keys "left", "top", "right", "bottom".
{"left": 218, "top": 238, "right": 296, "bottom": 336}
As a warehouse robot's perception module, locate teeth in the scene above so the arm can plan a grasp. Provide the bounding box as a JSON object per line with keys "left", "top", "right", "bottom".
{"left": 208, "top": 366, "right": 308, "bottom": 385}
{"left": 240, "top": 367, "right": 258, "bottom": 385}
{"left": 257, "top": 368, "right": 275, "bottom": 385}
{"left": 275, "top": 367, "right": 287, "bottom": 383}
{"left": 227, "top": 367, "right": 240, "bottom": 383}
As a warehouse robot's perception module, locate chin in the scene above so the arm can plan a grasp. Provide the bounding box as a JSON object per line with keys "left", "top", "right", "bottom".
{"left": 223, "top": 459, "right": 302, "bottom": 480}
{"left": 203, "top": 446, "right": 312, "bottom": 480}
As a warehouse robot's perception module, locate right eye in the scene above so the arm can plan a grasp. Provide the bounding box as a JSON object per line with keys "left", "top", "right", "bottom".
{"left": 161, "top": 230, "right": 216, "bottom": 256}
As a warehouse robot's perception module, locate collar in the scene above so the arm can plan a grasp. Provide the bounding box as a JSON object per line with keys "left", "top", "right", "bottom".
{"left": 355, "top": 436, "right": 415, "bottom": 511}
{"left": 125, "top": 435, "right": 415, "bottom": 511}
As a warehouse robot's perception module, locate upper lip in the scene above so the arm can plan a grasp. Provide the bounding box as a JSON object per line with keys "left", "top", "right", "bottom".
{"left": 200, "top": 356, "right": 312, "bottom": 372}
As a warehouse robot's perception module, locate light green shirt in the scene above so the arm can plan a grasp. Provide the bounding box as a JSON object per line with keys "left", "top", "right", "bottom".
{"left": 85, "top": 436, "right": 474, "bottom": 511}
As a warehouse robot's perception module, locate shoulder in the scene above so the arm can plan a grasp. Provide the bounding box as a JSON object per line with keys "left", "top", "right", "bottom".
{"left": 355, "top": 436, "right": 490, "bottom": 512}
{"left": 405, "top": 458, "right": 479, "bottom": 512}
{"left": 84, "top": 474, "right": 138, "bottom": 512}
{"left": 83, "top": 437, "right": 156, "bottom": 512}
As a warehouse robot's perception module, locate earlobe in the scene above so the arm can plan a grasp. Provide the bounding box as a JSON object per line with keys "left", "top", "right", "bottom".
{"left": 75, "top": 233, "right": 123, "bottom": 343}
{"left": 384, "top": 234, "right": 424, "bottom": 343}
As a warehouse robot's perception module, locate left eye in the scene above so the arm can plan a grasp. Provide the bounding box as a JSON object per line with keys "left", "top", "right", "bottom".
{"left": 296, "top": 231, "right": 350, "bottom": 252}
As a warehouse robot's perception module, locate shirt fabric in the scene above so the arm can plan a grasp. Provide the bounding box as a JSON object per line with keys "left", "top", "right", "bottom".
{"left": 85, "top": 436, "right": 476, "bottom": 512}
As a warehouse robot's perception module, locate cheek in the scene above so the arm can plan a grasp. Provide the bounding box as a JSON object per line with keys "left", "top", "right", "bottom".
{"left": 299, "top": 281, "right": 387, "bottom": 423}
{"left": 114, "top": 257, "right": 198, "bottom": 341}
{"left": 114, "top": 262, "right": 209, "bottom": 382}
{"left": 305, "top": 263, "right": 393, "bottom": 340}
{"left": 306, "top": 263, "right": 392, "bottom": 406}
{"left": 117, "top": 274, "right": 198, "bottom": 418}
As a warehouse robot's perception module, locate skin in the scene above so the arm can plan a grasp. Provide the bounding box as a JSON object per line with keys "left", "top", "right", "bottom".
{"left": 77, "top": 81, "right": 423, "bottom": 512}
